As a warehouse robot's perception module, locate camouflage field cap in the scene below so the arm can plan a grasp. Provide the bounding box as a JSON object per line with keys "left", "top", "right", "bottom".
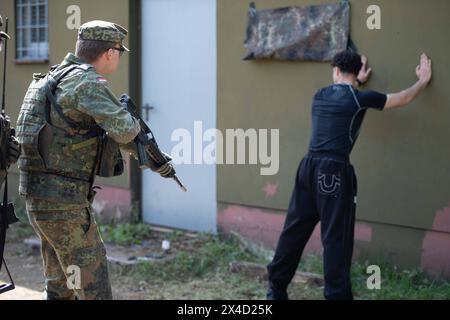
{"left": 0, "top": 15, "right": 11, "bottom": 40}
{"left": 78, "top": 20, "right": 129, "bottom": 52}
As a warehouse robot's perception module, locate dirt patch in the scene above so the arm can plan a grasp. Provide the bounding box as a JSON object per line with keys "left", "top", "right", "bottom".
{"left": 1, "top": 242, "right": 44, "bottom": 292}
{"left": 105, "top": 230, "right": 208, "bottom": 265}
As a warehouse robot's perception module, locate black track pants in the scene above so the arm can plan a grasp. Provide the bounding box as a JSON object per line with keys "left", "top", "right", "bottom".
{"left": 267, "top": 152, "right": 357, "bottom": 300}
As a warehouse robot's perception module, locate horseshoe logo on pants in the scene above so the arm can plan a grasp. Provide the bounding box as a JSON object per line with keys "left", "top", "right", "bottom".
{"left": 318, "top": 174, "right": 341, "bottom": 196}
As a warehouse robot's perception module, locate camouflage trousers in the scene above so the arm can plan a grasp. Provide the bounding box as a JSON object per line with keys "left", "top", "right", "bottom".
{"left": 27, "top": 205, "right": 112, "bottom": 300}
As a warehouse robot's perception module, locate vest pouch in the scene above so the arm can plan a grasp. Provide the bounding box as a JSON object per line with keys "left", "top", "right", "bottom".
{"left": 38, "top": 122, "right": 98, "bottom": 181}
{"left": 16, "top": 113, "right": 47, "bottom": 171}
{"left": 37, "top": 122, "right": 57, "bottom": 168}
{"left": 96, "top": 134, "right": 124, "bottom": 178}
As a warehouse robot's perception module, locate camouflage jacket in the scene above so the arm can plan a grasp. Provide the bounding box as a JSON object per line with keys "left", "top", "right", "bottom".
{"left": 18, "top": 53, "right": 140, "bottom": 211}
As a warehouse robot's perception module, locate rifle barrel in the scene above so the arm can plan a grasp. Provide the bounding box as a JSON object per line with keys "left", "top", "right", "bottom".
{"left": 173, "top": 175, "right": 187, "bottom": 192}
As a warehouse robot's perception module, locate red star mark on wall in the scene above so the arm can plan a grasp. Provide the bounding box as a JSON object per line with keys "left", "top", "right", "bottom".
{"left": 263, "top": 182, "right": 278, "bottom": 199}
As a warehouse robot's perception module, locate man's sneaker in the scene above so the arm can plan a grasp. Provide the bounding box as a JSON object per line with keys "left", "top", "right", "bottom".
{"left": 266, "top": 283, "right": 289, "bottom": 300}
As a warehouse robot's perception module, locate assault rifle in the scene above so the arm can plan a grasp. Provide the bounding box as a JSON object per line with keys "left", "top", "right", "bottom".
{"left": 120, "top": 94, "right": 187, "bottom": 192}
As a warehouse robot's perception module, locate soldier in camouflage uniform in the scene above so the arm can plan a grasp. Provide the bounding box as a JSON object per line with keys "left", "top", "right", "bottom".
{"left": 16, "top": 20, "right": 172, "bottom": 300}
{"left": 0, "top": 15, "right": 20, "bottom": 185}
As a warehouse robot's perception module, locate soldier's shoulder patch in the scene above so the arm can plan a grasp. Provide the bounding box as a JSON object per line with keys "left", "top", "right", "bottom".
{"left": 96, "top": 76, "right": 107, "bottom": 83}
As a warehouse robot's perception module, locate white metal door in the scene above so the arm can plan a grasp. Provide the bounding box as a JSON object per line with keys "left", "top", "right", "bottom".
{"left": 141, "top": 0, "right": 217, "bottom": 232}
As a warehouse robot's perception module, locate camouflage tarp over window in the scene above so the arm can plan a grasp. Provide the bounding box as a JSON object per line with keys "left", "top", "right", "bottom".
{"left": 243, "top": 1, "right": 350, "bottom": 61}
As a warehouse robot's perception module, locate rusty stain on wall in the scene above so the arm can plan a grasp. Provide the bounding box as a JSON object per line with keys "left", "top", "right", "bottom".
{"left": 218, "top": 204, "right": 373, "bottom": 257}
{"left": 421, "top": 204, "right": 450, "bottom": 277}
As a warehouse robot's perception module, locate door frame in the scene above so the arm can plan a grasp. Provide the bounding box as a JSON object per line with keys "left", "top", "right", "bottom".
{"left": 128, "top": 0, "right": 143, "bottom": 220}
{"left": 129, "top": 0, "right": 218, "bottom": 228}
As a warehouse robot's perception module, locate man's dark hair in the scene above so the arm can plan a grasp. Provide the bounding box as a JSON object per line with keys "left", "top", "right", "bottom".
{"left": 331, "top": 50, "right": 362, "bottom": 76}
{"left": 75, "top": 39, "right": 117, "bottom": 63}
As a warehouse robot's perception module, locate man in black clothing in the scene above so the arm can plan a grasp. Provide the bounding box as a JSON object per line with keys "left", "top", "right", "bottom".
{"left": 267, "top": 51, "right": 433, "bottom": 300}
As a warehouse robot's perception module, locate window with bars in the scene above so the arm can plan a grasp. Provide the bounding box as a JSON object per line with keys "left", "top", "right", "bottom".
{"left": 15, "top": 0, "right": 49, "bottom": 62}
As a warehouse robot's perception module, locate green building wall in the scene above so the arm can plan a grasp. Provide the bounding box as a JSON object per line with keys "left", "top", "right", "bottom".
{"left": 217, "top": 0, "right": 450, "bottom": 276}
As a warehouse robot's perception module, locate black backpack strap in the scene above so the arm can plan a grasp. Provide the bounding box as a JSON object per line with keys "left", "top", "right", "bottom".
{"left": 52, "top": 63, "right": 92, "bottom": 83}
{"left": 45, "top": 82, "right": 84, "bottom": 130}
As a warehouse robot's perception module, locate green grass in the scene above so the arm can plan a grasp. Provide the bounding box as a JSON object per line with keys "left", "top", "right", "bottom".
{"left": 102, "top": 224, "right": 450, "bottom": 300}
{"left": 297, "top": 253, "right": 450, "bottom": 300}
{"left": 127, "top": 237, "right": 450, "bottom": 300}
{"left": 351, "top": 260, "right": 450, "bottom": 299}
{"left": 109, "top": 233, "right": 268, "bottom": 299}
{"left": 100, "top": 223, "right": 153, "bottom": 246}
{"left": 167, "top": 229, "right": 187, "bottom": 242}
{"left": 132, "top": 234, "right": 263, "bottom": 281}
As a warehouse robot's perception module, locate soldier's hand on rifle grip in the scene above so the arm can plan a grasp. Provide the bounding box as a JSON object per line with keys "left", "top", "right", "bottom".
{"left": 144, "top": 155, "right": 160, "bottom": 172}
{"left": 156, "top": 162, "right": 176, "bottom": 179}
{"left": 7, "top": 136, "right": 20, "bottom": 166}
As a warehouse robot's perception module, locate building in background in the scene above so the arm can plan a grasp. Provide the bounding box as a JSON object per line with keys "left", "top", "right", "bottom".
{"left": 2, "top": 0, "right": 449, "bottom": 277}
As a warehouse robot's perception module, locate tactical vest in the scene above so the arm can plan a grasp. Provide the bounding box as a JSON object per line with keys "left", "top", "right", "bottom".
{"left": 16, "top": 64, "right": 104, "bottom": 186}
